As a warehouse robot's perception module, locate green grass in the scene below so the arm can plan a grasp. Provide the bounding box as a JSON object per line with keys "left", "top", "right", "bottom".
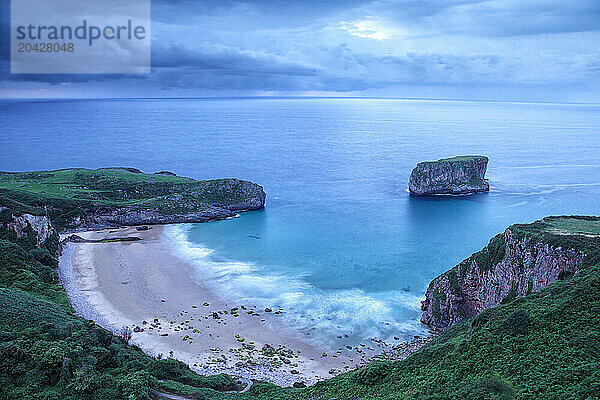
{"left": 0, "top": 168, "right": 263, "bottom": 230}
{"left": 0, "top": 238, "right": 236, "bottom": 400}
{"left": 0, "top": 168, "right": 252, "bottom": 208}
{"left": 0, "top": 170, "right": 253, "bottom": 400}
{"left": 510, "top": 216, "right": 600, "bottom": 270}
{"left": 544, "top": 217, "right": 600, "bottom": 236}
{"left": 0, "top": 168, "right": 188, "bottom": 201}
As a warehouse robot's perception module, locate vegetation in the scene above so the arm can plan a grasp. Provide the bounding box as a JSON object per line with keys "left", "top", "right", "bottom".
{"left": 0, "top": 168, "right": 598, "bottom": 399}
{"left": 434, "top": 155, "right": 488, "bottom": 163}
{"left": 471, "top": 233, "right": 507, "bottom": 272}
{"left": 0, "top": 168, "right": 261, "bottom": 230}
{"left": 201, "top": 216, "right": 599, "bottom": 400}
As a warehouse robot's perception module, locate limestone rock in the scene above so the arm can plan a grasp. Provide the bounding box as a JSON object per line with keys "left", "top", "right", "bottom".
{"left": 3, "top": 213, "right": 54, "bottom": 247}
{"left": 421, "top": 228, "right": 584, "bottom": 331}
{"left": 409, "top": 155, "right": 489, "bottom": 195}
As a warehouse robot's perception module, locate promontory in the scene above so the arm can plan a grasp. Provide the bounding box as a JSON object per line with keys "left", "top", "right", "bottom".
{"left": 408, "top": 155, "right": 489, "bottom": 195}
{"left": 421, "top": 215, "right": 599, "bottom": 331}
{"left": 0, "top": 167, "right": 266, "bottom": 231}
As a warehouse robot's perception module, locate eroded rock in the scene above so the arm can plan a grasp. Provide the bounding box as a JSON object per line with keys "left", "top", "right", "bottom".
{"left": 409, "top": 155, "right": 489, "bottom": 195}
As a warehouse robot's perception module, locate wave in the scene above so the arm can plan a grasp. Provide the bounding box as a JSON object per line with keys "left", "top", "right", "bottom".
{"left": 488, "top": 181, "right": 600, "bottom": 197}
{"left": 163, "top": 224, "right": 427, "bottom": 347}
{"left": 491, "top": 164, "right": 600, "bottom": 170}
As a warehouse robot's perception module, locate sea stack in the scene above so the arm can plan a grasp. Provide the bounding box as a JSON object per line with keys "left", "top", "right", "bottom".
{"left": 408, "top": 155, "right": 489, "bottom": 196}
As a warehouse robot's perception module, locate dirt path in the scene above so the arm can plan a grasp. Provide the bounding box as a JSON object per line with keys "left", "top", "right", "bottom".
{"left": 151, "top": 376, "right": 253, "bottom": 399}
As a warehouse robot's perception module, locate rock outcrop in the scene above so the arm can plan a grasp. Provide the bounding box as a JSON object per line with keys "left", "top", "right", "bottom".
{"left": 61, "top": 179, "right": 266, "bottom": 231}
{"left": 421, "top": 228, "right": 585, "bottom": 331}
{"left": 153, "top": 171, "right": 176, "bottom": 176}
{"left": 0, "top": 169, "right": 267, "bottom": 232}
{"left": 2, "top": 213, "right": 54, "bottom": 247}
{"left": 64, "top": 207, "right": 246, "bottom": 231}
{"left": 409, "top": 156, "right": 489, "bottom": 195}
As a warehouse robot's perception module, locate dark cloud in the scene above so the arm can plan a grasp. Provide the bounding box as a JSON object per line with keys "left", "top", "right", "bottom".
{"left": 1, "top": 0, "right": 599, "bottom": 98}
{"left": 151, "top": 0, "right": 371, "bottom": 28}
{"left": 152, "top": 43, "right": 318, "bottom": 76}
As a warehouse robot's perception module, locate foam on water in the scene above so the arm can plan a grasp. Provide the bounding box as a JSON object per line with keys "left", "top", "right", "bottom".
{"left": 164, "top": 224, "right": 427, "bottom": 348}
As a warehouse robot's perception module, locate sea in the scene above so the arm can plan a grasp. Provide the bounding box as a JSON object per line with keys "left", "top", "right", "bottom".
{"left": 2, "top": 97, "right": 600, "bottom": 349}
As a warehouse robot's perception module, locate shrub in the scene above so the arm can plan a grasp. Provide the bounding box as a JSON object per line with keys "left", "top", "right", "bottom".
{"left": 471, "top": 308, "right": 492, "bottom": 332}
{"left": 0, "top": 331, "right": 16, "bottom": 343}
{"left": 502, "top": 310, "right": 530, "bottom": 336}
{"left": 350, "top": 361, "right": 390, "bottom": 385}
{"left": 43, "top": 391, "right": 60, "bottom": 400}
{"left": 469, "top": 373, "right": 515, "bottom": 400}
{"left": 30, "top": 248, "right": 58, "bottom": 267}
{"left": 448, "top": 269, "right": 462, "bottom": 295}
{"left": 117, "top": 370, "right": 156, "bottom": 400}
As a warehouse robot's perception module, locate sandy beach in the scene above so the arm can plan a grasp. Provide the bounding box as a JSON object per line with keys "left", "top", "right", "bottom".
{"left": 58, "top": 225, "right": 431, "bottom": 386}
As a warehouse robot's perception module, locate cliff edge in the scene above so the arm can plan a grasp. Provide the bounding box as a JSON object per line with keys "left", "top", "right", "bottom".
{"left": 421, "top": 216, "right": 600, "bottom": 331}
{"left": 0, "top": 168, "right": 266, "bottom": 231}
{"left": 409, "top": 155, "right": 489, "bottom": 195}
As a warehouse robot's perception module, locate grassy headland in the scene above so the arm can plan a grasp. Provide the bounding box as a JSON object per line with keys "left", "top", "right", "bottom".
{"left": 0, "top": 168, "right": 266, "bottom": 399}
{"left": 0, "top": 168, "right": 266, "bottom": 231}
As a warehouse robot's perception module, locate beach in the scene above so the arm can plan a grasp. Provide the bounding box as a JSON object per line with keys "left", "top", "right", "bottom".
{"left": 58, "top": 225, "right": 432, "bottom": 386}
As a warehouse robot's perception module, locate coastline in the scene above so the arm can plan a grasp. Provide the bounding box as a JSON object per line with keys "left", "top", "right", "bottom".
{"left": 58, "top": 225, "right": 432, "bottom": 386}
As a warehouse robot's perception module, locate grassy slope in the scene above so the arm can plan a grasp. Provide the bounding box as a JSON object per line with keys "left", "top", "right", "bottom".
{"left": 0, "top": 168, "right": 259, "bottom": 230}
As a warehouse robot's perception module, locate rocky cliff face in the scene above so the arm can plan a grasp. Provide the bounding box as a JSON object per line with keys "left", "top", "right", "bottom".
{"left": 63, "top": 180, "right": 266, "bottom": 232}
{"left": 421, "top": 228, "right": 585, "bottom": 331}
{"left": 66, "top": 206, "right": 247, "bottom": 231}
{"left": 3, "top": 213, "right": 55, "bottom": 247}
{"left": 409, "top": 156, "right": 489, "bottom": 195}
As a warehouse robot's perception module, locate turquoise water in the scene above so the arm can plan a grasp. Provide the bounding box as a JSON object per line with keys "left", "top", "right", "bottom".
{"left": 2, "top": 98, "right": 600, "bottom": 347}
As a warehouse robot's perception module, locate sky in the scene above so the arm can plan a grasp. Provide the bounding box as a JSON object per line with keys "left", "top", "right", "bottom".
{"left": 1, "top": 0, "right": 599, "bottom": 101}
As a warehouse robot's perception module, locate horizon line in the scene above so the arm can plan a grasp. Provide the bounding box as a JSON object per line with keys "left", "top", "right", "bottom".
{"left": 0, "top": 95, "right": 599, "bottom": 106}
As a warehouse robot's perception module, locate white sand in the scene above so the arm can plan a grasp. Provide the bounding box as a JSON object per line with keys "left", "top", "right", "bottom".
{"left": 59, "top": 225, "right": 386, "bottom": 386}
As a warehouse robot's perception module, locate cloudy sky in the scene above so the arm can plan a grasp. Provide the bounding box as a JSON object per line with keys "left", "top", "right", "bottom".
{"left": 1, "top": 0, "right": 599, "bottom": 101}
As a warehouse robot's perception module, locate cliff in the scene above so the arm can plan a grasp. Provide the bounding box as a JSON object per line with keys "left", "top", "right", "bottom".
{"left": 3, "top": 213, "right": 54, "bottom": 247}
{"left": 421, "top": 216, "right": 600, "bottom": 331}
{"left": 409, "top": 155, "right": 489, "bottom": 195}
{"left": 0, "top": 168, "right": 266, "bottom": 231}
